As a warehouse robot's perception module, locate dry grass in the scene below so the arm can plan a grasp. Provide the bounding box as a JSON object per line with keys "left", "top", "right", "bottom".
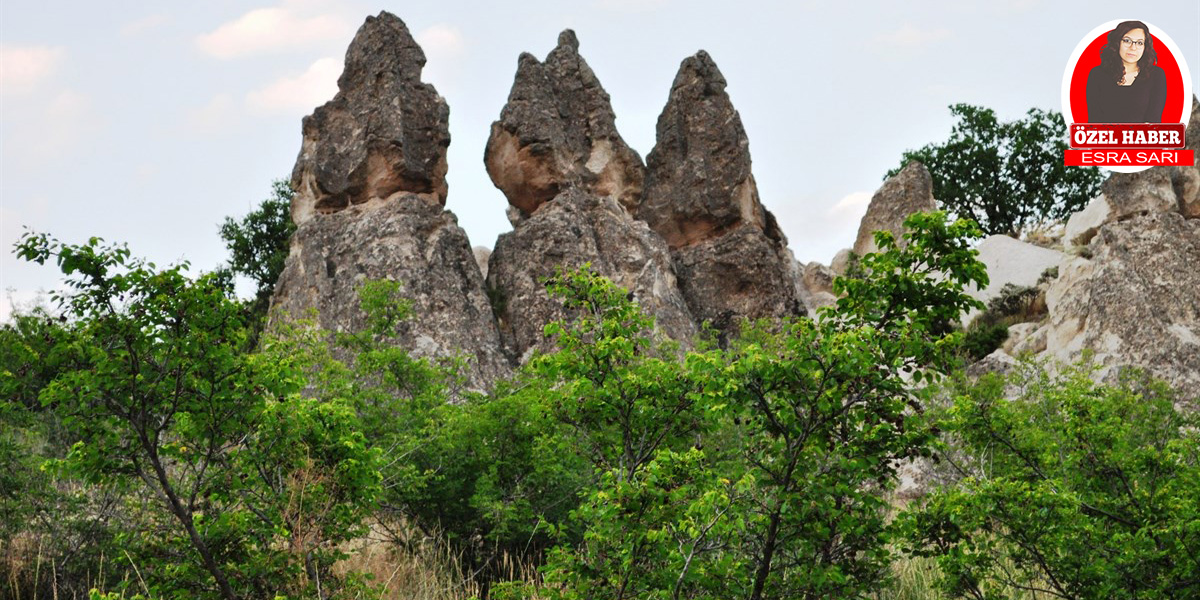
{"left": 333, "top": 519, "right": 544, "bottom": 600}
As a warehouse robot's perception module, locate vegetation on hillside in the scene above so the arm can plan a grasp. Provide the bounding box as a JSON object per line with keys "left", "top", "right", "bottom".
{"left": 3, "top": 176, "right": 1197, "bottom": 599}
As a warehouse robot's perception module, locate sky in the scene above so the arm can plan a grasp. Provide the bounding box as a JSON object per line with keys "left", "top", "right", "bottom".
{"left": 2, "top": 0, "right": 1198, "bottom": 321}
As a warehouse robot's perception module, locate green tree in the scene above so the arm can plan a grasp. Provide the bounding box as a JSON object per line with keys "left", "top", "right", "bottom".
{"left": 505, "top": 212, "right": 988, "bottom": 600}
{"left": 901, "top": 363, "right": 1200, "bottom": 600}
{"left": 218, "top": 179, "right": 296, "bottom": 330}
{"left": 726, "top": 212, "right": 987, "bottom": 600}
{"left": 14, "top": 232, "right": 380, "bottom": 599}
{"left": 889, "top": 104, "right": 1104, "bottom": 236}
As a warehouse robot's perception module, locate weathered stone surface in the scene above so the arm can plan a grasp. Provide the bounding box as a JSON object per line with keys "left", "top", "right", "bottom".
{"left": 487, "top": 189, "right": 697, "bottom": 362}
{"left": 272, "top": 196, "right": 511, "bottom": 392}
{"left": 473, "top": 246, "right": 492, "bottom": 280}
{"left": 485, "top": 31, "right": 644, "bottom": 218}
{"left": 802, "top": 261, "right": 834, "bottom": 296}
{"left": 796, "top": 261, "right": 836, "bottom": 316}
{"left": 639, "top": 51, "right": 769, "bottom": 249}
{"left": 852, "top": 162, "right": 937, "bottom": 256}
{"left": 967, "top": 235, "right": 1065, "bottom": 315}
{"left": 830, "top": 248, "right": 853, "bottom": 277}
{"left": 638, "top": 51, "right": 803, "bottom": 336}
{"left": 672, "top": 224, "right": 805, "bottom": 339}
{"left": 1035, "top": 211, "right": 1200, "bottom": 403}
{"left": 1172, "top": 96, "right": 1200, "bottom": 218}
{"left": 290, "top": 12, "right": 449, "bottom": 225}
{"left": 1101, "top": 167, "right": 1178, "bottom": 222}
{"left": 1003, "top": 322, "right": 1046, "bottom": 355}
{"left": 1099, "top": 98, "right": 1200, "bottom": 222}
{"left": 1064, "top": 194, "right": 1111, "bottom": 248}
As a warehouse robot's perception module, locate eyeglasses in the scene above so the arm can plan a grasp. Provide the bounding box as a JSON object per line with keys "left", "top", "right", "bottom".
{"left": 1121, "top": 37, "right": 1145, "bottom": 48}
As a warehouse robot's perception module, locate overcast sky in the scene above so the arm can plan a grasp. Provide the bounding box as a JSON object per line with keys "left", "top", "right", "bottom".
{"left": 2, "top": 1, "right": 1197, "bottom": 320}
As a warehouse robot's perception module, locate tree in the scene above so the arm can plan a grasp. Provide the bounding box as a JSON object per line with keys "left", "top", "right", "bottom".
{"left": 14, "top": 232, "right": 380, "bottom": 599}
{"left": 503, "top": 212, "right": 989, "bottom": 600}
{"left": 889, "top": 104, "right": 1104, "bottom": 236}
{"left": 218, "top": 179, "right": 296, "bottom": 331}
{"left": 900, "top": 363, "right": 1200, "bottom": 600}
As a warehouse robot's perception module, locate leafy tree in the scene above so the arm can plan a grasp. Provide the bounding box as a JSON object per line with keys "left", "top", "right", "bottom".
{"left": 260, "top": 279, "right": 587, "bottom": 587}
{"left": 901, "top": 363, "right": 1200, "bottom": 600}
{"left": 504, "top": 212, "right": 988, "bottom": 600}
{"left": 523, "top": 268, "right": 738, "bottom": 600}
{"left": 725, "top": 212, "right": 987, "bottom": 600}
{"left": 218, "top": 179, "right": 296, "bottom": 330}
{"left": 889, "top": 104, "right": 1104, "bottom": 236}
{"left": 14, "top": 232, "right": 380, "bottom": 599}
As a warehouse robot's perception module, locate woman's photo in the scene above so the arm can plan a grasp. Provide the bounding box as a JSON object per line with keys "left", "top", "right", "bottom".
{"left": 1085, "top": 20, "right": 1167, "bottom": 123}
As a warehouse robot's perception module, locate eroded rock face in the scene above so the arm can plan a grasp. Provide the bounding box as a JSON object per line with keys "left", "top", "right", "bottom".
{"left": 639, "top": 51, "right": 767, "bottom": 248}
{"left": 273, "top": 12, "right": 509, "bottom": 393}
{"left": 966, "top": 234, "right": 1064, "bottom": 323}
{"left": 1173, "top": 97, "right": 1200, "bottom": 218}
{"left": 671, "top": 225, "right": 806, "bottom": 338}
{"left": 485, "top": 31, "right": 644, "bottom": 219}
{"left": 290, "top": 12, "right": 450, "bottom": 225}
{"left": 852, "top": 162, "right": 937, "bottom": 256}
{"left": 1064, "top": 195, "right": 1111, "bottom": 248}
{"left": 1100, "top": 97, "right": 1200, "bottom": 223}
{"left": 486, "top": 189, "right": 696, "bottom": 362}
{"left": 1101, "top": 167, "right": 1178, "bottom": 221}
{"left": 639, "top": 51, "right": 803, "bottom": 336}
{"left": 1034, "top": 211, "right": 1200, "bottom": 404}
{"left": 272, "top": 196, "right": 511, "bottom": 392}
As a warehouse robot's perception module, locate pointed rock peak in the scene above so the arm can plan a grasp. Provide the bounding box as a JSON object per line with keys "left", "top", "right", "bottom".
{"left": 673, "top": 50, "right": 727, "bottom": 94}
{"left": 485, "top": 30, "right": 645, "bottom": 217}
{"left": 289, "top": 10, "right": 449, "bottom": 224}
{"left": 851, "top": 161, "right": 937, "bottom": 256}
{"left": 557, "top": 29, "right": 580, "bottom": 52}
{"left": 340, "top": 11, "right": 426, "bottom": 89}
{"left": 639, "top": 49, "right": 759, "bottom": 249}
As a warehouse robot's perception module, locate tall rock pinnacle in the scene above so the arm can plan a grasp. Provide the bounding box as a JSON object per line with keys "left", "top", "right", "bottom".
{"left": 290, "top": 12, "right": 450, "bottom": 225}
{"left": 485, "top": 32, "right": 696, "bottom": 361}
{"left": 639, "top": 51, "right": 804, "bottom": 338}
{"left": 484, "top": 30, "right": 646, "bottom": 219}
{"left": 272, "top": 12, "right": 510, "bottom": 392}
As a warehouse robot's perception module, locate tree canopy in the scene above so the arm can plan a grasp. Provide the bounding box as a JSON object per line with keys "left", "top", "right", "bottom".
{"left": 889, "top": 104, "right": 1104, "bottom": 236}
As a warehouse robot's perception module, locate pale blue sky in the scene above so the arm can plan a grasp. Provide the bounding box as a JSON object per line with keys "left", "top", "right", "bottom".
{"left": 2, "top": 1, "right": 1197, "bottom": 319}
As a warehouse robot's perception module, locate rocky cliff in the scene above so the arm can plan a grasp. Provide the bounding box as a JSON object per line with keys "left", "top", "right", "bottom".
{"left": 639, "top": 51, "right": 804, "bottom": 339}
{"left": 271, "top": 12, "right": 510, "bottom": 392}
{"left": 270, "top": 11, "right": 1200, "bottom": 404}
{"left": 969, "top": 98, "right": 1200, "bottom": 404}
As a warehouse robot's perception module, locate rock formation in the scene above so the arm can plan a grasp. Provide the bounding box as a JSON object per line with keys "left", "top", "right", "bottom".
{"left": 639, "top": 51, "right": 804, "bottom": 337}
{"left": 984, "top": 100, "right": 1200, "bottom": 403}
{"left": 272, "top": 12, "right": 510, "bottom": 392}
{"left": 484, "top": 32, "right": 696, "bottom": 361}
{"left": 851, "top": 162, "right": 938, "bottom": 256}
{"left": 487, "top": 190, "right": 697, "bottom": 362}
{"left": 1036, "top": 211, "right": 1200, "bottom": 404}
{"left": 271, "top": 12, "right": 1198, "bottom": 404}
{"left": 966, "top": 234, "right": 1064, "bottom": 313}
{"left": 289, "top": 12, "right": 450, "bottom": 226}
{"left": 484, "top": 30, "right": 645, "bottom": 219}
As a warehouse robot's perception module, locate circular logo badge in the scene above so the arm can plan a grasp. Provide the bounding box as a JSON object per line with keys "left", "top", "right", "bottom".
{"left": 1061, "top": 20, "right": 1193, "bottom": 173}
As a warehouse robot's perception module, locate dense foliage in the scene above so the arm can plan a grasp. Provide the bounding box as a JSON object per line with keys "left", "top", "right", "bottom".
{"left": 5, "top": 206, "right": 1197, "bottom": 600}
{"left": 9, "top": 233, "right": 379, "bottom": 599}
{"left": 901, "top": 363, "right": 1200, "bottom": 600}
{"left": 217, "top": 179, "right": 296, "bottom": 334}
{"left": 888, "top": 104, "right": 1104, "bottom": 236}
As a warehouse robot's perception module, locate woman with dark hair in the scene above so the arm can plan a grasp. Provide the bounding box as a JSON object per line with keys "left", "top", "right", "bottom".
{"left": 1085, "top": 20, "right": 1167, "bottom": 123}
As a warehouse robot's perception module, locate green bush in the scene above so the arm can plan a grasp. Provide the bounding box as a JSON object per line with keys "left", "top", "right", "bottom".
{"left": 901, "top": 362, "right": 1200, "bottom": 599}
